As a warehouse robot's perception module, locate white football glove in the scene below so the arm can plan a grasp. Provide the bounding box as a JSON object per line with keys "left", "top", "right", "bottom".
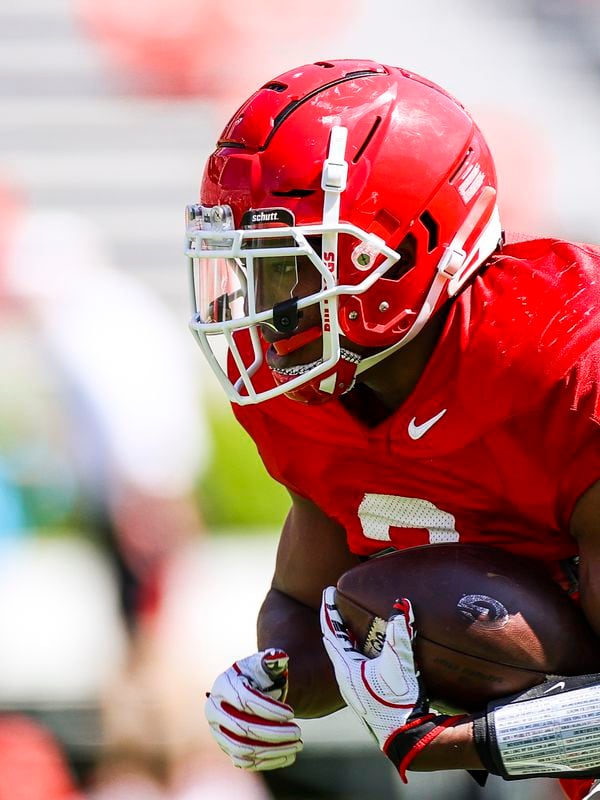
{"left": 204, "top": 649, "right": 303, "bottom": 771}
{"left": 320, "top": 587, "right": 464, "bottom": 781}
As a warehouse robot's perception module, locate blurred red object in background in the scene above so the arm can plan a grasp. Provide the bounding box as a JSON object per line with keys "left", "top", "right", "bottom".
{"left": 0, "top": 715, "right": 82, "bottom": 800}
{"left": 475, "top": 108, "right": 556, "bottom": 235}
{"left": 74, "top": 0, "right": 358, "bottom": 101}
{"left": 0, "top": 179, "right": 25, "bottom": 293}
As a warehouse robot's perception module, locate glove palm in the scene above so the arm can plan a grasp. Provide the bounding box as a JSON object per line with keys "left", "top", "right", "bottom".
{"left": 320, "top": 586, "right": 464, "bottom": 781}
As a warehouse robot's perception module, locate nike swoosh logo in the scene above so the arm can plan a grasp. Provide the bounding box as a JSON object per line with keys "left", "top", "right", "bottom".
{"left": 543, "top": 680, "right": 566, "bottom": 694}
{"left": 408, "top": 409, "right": 447, "bottom": 440}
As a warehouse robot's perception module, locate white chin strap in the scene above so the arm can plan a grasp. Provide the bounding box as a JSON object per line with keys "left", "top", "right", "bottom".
{"left": 355, "top": 188, "right": 501, "bottom": 376}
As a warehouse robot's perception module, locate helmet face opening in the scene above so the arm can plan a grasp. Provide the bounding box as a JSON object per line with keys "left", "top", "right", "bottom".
{"left": 186, "top": 60, "right": 502, "bottom": 405}
{"left": 188, "top": 205, "right": 326, "bottom": 329}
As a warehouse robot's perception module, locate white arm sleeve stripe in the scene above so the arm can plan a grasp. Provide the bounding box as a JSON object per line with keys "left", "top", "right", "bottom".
{"left": 474, "top": 673, "right": 600, "bottom": 779}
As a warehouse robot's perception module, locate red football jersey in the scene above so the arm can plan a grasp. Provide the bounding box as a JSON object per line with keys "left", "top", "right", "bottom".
{"left": 231, "top": 239, "right": 600, "bottom": 583}
{"left": 230, "top": 238, "right": 600, "bottom": 800}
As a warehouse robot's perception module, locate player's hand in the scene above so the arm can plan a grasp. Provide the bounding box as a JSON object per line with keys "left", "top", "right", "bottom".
{"left": 204, "top": 649, "right": 303, "bottom": 771}
{"left": 320, "top": 586, "right": 428, "bottom": 746}
{"left": 320, "top": 587, "right": 464, "bottom": 780}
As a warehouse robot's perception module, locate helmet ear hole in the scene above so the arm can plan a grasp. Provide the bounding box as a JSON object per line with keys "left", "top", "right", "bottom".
{"left": 386, "top": 232, "right": 417, "bottom": 281}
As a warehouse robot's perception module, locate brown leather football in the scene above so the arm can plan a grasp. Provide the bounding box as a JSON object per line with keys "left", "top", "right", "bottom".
{"left": 335, "top": 543, "right": 600, "bottom": 711}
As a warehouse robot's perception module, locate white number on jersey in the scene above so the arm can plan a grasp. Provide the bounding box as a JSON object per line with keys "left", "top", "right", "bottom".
{"left": 358, "top": 493, "right": 460, "bottom": 544}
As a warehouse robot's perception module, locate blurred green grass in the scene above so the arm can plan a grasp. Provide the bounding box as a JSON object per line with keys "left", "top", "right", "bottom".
{"left": 199, "top": 402, "right": 290, "bottom": 531}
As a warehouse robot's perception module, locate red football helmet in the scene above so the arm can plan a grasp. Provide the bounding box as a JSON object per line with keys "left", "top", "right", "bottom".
{"left": 186, "top": 59, "right": 501, "bottom": 404}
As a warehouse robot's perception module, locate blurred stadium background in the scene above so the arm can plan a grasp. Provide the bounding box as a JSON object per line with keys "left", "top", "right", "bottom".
{"left": 0, "top": 0, "right": 598, "bottom": 797}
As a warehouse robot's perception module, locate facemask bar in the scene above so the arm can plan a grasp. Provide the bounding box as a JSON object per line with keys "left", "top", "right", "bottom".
{"left": 185, "top": 125, "right": 403, "bottom": 404}
{"left": 186, "top": 226, "right": 400, "bottom": 404}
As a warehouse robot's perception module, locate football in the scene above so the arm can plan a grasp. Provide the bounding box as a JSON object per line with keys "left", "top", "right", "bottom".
{"left": 335, "top": 543, "right": 600, "bottom": 711}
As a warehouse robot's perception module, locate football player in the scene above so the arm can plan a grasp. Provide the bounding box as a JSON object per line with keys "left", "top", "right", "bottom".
{"left": 189, "top": 61, "right": 600, "bottom": 800}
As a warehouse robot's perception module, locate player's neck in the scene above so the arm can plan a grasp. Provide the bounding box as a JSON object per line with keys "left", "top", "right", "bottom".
{"left": 357, "top": 310, "right": 448, "bottom": 411}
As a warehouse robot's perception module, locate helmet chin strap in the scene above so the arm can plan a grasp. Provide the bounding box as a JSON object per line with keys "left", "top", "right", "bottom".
{"left": 272, "top": 325, "right": 322, "bottom": 355}
{"left": 271, "top": 347, "right": 361, "bottom": 403}
{"left": 355, "top": 189, "right": 501, "bottom": 376}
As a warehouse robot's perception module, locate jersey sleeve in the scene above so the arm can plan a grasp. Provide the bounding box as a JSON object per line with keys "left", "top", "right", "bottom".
{"left": 552, "top": 343, "right": 600, "bottom": 529}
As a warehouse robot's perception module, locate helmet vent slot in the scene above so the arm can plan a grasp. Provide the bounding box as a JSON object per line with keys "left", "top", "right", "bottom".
{"left": 352, "top": 116, "right": 382, "bottom": 164}
{"left": 265, "top": 82, "right": 288, "bottom": 92}
{"left": 216, "top": 140, "right": 247, "bottom": 149}
{"left": 386, "top": 233, "right": 417, "bottom": 280}
{"left": 266, "top": 70, "right": 383, "bottom": 148}
{"left": 272, "top": 189, "right": 315, "bottom": 198}
{"left": 419, "top": 210, "right": 439, "bottom": 252}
